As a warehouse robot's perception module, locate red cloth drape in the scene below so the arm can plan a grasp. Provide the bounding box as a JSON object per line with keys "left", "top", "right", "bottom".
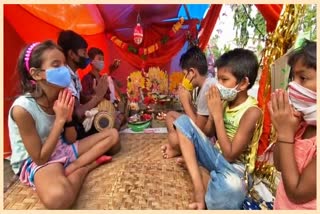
{"left": 107, "top": 19, "right": 198, "bottom": 69}
{"left": 198, "top": 4, "right": 222, "bottom": 50}
{"left": 256, "top": 4, "right": 283, "bottom": 32}
{"left": 255, "top": 4, "right": 283, "bottom": 155}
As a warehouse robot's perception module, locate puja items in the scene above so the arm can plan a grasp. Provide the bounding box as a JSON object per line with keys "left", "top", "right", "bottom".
{"left": 155, "top": 112, "right": 166, "bottom": 120}
{"left": 128, "top": 112, "right": 152, "bottom": 132}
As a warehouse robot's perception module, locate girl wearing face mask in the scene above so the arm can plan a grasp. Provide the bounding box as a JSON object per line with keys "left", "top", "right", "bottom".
{"left": 269, "top": 40, "right": 316, "bottom": 210}
{"left": 8, "top": 41, "right": 120, "bottom": 209}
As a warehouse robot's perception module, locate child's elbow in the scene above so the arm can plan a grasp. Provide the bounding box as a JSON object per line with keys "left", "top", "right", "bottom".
{"left": 33, "top": 157, "right": 48, "bottom": 166}
{"left": 224, "top": 153, "right": 237, "bottom": 163}
{"left": 64, "top": 135, "right": 77, "bottom": 144}
{"left": 287, "top": 192, "right": 313, "bottom": 204}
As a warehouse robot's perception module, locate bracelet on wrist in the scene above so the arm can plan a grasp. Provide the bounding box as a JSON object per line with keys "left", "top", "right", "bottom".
{"left": 277, "top": 140, "right": 295, "bottom": 144}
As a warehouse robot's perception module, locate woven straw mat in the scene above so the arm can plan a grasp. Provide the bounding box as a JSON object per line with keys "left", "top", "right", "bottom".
{"left": 4, "top": 133, "right": 194, "bottom": 210}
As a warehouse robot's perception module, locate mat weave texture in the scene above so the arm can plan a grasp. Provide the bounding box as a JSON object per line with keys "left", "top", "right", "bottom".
{"left": 4, "top": 133, "right": 193, "bottom": 210}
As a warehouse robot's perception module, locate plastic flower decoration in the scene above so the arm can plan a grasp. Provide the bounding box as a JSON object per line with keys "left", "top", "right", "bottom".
{"left": 146, "top": 67, "right": 168, "bottom": 94}
{"left": 169, "top": 71, "right": 184, "bottom": 94}
{"left": 127, "top": 71, "right": 145, "bottom": 102}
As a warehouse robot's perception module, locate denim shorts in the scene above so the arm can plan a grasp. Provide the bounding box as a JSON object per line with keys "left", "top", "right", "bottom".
{"left": 174, "top": 115, "right": 248, "bottom": 209}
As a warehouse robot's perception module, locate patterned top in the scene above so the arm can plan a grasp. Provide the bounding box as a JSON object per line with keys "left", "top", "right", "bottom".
{"left": 67, "top": 65, "right": 82, "bottom": 101}
{"left": 274, "top": 122, "right": 316, "bottom": 210}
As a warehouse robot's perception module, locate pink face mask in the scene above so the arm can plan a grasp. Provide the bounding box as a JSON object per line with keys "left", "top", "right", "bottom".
{"left": 287, "top": 81, "right": 316, "bottom": 125}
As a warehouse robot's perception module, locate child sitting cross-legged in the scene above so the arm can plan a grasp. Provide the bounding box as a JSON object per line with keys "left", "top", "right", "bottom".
{"left": 173, "top": 48, "right": 262, "bottom": 209}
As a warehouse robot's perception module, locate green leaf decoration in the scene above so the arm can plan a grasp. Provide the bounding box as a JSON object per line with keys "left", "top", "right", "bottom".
{"left": 128, "top": 45, "right": 138, "bottom": 54}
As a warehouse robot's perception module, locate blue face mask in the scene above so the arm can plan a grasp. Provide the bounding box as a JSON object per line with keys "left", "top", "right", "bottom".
{"left": 45, "top": 66, "right": 71, "bottom": 88}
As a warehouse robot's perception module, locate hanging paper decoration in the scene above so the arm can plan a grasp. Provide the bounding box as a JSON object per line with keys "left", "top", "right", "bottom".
{"left": 107, "top": 18, "right": 184, "bottom": 57}
{"left": 133, "top": 13, "right": 143, "bottom": 45}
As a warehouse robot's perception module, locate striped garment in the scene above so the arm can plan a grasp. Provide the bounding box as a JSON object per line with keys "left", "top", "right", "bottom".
{"left": 19, "top": 139, "right": 79, "bottom": 189}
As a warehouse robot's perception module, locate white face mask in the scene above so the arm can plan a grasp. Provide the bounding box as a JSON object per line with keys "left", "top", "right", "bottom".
{"left": 288, "top": 81, "right": 317, "bottom": 125}
{"left": 216, "top": 82, "right": 239, "bottom": 101}
{"left": 92, "top": 60, "right": 104, "bottom": 71}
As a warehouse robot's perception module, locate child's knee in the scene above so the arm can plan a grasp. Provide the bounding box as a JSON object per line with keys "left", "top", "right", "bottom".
{"left": 41, "top": 179, "right": 74, "bottom": 209}
{"left": 109, "top": 128, "right": 119, "bottom": 144}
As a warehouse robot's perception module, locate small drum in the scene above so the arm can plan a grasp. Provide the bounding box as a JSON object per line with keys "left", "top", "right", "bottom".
{"left": 94, "top": 111, "right": 115, "bottom": 132}
{"left": 97, "top": 99, "right": 116, "bottom": 114}
{"left": 93, "top": 99, "right": 116, "bottom": 132}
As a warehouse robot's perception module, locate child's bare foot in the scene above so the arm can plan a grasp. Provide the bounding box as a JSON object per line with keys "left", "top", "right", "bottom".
{"left": 65, "top": 155, "right": 112, "bottom": 176}
{"left": 176, "top": 157, "right": 187, "bottom": 168}
{"left": 161, "top": 144, "right": 180, "bottom": 159}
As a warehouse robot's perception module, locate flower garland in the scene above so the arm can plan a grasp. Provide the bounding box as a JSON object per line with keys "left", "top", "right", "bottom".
{"left": 169, "top": 71, "right": 184, "bottom": 94}
{"left": 146, "top": 67, "right": 168, "bottom": 94}
{"left": 107, "top": 17, "right": 184, "bottom": 57}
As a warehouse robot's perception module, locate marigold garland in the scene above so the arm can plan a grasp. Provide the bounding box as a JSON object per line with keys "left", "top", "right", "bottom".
{"left": 107, "top": 17, "right": 184, "bottom": 57}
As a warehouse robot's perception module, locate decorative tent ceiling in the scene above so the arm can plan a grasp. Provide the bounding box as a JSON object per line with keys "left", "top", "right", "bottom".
{"left": 3, "top": 4, "right": 282, "bottom": 157}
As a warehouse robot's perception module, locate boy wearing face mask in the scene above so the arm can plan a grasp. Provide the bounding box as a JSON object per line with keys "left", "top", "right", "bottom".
{"left": 81, "top": 47, "right": 111, "bottom": 101}
{"left": 269, "top": 40, "right": 316, "bottom": 210}
{"left": 172, "top": 48, "right": 262, "bottom": 209}
{"left": 81, "top": 48, "right": 125, "bottom": 132}
{"left": 161, "top": 46, "right": 216, "bottom": 159}
{"left": 57, "top": 31, "right": 114, "bottom": 141}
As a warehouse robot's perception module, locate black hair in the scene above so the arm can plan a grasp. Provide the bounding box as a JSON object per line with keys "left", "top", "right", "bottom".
{"left": 179, "top": 46, "right": 208, "bottom": 76}
{"left": 288, "top": 39, "right": 316, "bottom": 71}
{"left": 57, "top": 30, "right": 88, "bottom": 57}
{"left": 214, "top": 48, "right": 259, "bottom": 89}
{"left": 88, "top": 47, "right": 104, "bottom": 60}
{"left": 17, "top": 40, "right": 62, "bottom": 94}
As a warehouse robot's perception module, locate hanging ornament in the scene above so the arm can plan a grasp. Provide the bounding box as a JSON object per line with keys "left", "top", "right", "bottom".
{"left": 133, "top": 13, "right": 143, "bottom": 45}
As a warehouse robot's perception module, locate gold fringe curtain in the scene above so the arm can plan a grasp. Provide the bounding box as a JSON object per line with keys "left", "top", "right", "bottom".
{"left": 254, "top": 4, "right": 306, "bottom": 190}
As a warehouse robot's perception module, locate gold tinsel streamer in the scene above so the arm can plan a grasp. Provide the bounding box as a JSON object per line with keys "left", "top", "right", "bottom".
{"left": 253, "top": 4, "right": 306, "bottom": 192}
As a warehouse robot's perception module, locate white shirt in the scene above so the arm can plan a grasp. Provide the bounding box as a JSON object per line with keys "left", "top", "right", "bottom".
{"left": 196, "top": 76, "right": 217, "bottom": 116}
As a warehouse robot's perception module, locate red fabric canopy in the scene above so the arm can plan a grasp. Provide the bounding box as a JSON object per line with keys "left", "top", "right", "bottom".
{"left": 3, "top": 4, "right": 283, "bottom": 158}
{"left": 256, "top": 4, "right": 283, "bottom": 156}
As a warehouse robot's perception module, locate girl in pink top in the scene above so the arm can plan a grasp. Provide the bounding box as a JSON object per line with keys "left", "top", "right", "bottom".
{"left": 269, "top": 40, "right": 316, "bottom": 209}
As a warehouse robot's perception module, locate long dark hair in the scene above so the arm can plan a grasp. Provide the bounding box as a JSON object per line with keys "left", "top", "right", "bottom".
{"left": 288, "top": 40, "right": 316, "bottom": 81}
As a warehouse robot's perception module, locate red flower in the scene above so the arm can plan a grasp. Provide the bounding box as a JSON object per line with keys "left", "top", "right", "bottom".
{"left": 143, "top": 96, "right": 155, "bottom": 105}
